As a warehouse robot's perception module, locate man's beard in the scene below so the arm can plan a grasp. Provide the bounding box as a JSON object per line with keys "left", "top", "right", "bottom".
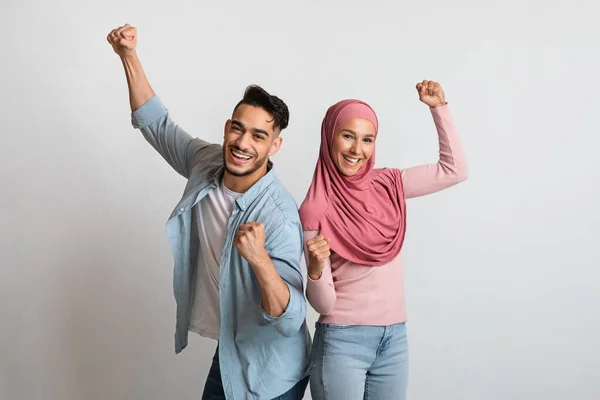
{"left": 223, "top": 146, "right": 268, "bottom": 177}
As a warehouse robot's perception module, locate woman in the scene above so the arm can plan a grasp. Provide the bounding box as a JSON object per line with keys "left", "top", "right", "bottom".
{"left": 298, "top": 80, "right": 468, "bottom": 399}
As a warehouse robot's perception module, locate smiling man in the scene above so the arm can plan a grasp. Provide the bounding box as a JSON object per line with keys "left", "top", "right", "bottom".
{"left": 107, "top": 24, "right": 311, "bottom": 399}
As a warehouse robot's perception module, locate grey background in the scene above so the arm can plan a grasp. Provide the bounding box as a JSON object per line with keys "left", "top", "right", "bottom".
{"left": 1, "top": 0, "right": 598, "bottom": 399}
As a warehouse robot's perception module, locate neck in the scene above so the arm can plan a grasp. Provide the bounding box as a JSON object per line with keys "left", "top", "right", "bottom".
{"left": 223, "top": 165, "right": 268, "bottom": 193}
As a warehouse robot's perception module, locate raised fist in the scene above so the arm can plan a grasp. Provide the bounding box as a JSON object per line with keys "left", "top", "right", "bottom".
{"left": 416, "top": 80, "right": 447, "bottom": 108}
{"left": 107, "top": 24, "right": 137, "bottom": 58}
{"left": 234, "top": 222, "right": 268, "bottom": 266}
{"left": 306, "top": 235, "right": 331, "bottom": 280}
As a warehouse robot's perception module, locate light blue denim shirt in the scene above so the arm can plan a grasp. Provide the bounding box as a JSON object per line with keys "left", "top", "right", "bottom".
{"left": 131, "top": 96, "right": 311, "bottom": 399}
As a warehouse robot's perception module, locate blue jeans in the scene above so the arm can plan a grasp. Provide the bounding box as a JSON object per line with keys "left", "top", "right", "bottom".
{"left": 201, "top": 345, "right": 309, "bottom": 400}
{"left": 309, "top": 322, "right": 409, "bottom": 400}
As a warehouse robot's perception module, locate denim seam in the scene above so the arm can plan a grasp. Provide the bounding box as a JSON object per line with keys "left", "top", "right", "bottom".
{"left": 321, "top": 327, "right": 329, "bottom": 400}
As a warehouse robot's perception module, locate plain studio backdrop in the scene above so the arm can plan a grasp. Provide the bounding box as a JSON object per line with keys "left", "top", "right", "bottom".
{"left": 1, "top": 0, "right": 599, "bottom": 399}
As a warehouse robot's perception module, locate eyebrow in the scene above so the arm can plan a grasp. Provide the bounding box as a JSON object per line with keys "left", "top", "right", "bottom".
{"left": 231, "top": 120, "right": 270, "bottom": 137}
{"left": 340, "top": 128, "right": 375, "bottom": 138}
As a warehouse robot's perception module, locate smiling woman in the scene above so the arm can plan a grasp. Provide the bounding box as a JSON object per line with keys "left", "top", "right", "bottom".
{"left": 299, "top": 82, "right": 468, "bottom": 400}
{"left": 330, "top": 117, "right": 377, "bottom": 177}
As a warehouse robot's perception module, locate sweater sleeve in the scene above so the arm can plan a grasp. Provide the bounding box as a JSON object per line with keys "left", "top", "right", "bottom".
{"left": 401, "top": 105, "right": 468, "bottom": 198}
{"left": 304, "top": 230, "right": 337, "bottom": 316}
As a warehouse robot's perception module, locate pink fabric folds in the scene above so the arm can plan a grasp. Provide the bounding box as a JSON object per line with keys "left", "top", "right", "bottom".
{"left": 298, "top": 99, "right": 406, "bottom": 266}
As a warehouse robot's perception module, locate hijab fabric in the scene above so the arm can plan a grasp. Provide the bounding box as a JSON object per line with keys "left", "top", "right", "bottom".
{"left": 298, "top": 99, "right": 407, "bottom": 266}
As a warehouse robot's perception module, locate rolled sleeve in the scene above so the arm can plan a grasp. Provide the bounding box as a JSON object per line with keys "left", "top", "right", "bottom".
{"left": 261, "top": 221, "right": 307, "bottom": 336}
{"left": 261, "top": 282, "right": 304, "bottom": 327}
{"left": 131, "top": 96, "right": 168, "bottom": 129}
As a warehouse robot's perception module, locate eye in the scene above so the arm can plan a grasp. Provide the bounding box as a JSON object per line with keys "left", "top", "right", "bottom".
{"left": 364, "top": 138, "right": 373, "bottom": 143}
{"left": 232, "top": 125, "right": 242, "bottom": 132}
{"left": 254, "top": 134, "right": 265, "bottom": 141}
{"left": 343, "top": 134, "right": 353, "bottom": 140}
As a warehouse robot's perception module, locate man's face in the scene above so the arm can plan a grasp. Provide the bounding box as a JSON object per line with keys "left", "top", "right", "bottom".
{"left": 223, "top": 104, "right": 282, "bottom": 180}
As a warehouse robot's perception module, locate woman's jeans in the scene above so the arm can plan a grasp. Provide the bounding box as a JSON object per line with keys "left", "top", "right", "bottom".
{"left": 310, "top": 322, "right": 409, "bottom": 400}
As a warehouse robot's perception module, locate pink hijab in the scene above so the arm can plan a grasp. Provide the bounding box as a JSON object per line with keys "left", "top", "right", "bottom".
{"left": 298, "top": 99, "right": 407, "bottom": 266}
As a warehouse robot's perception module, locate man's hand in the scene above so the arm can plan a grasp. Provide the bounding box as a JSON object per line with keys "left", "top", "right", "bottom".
{"left": 107, "top": 24, "right": 137, "bottom": 58}
{"left": 235, "top": 222, "right": 269, "bottom": 267}
{"left": 235, "top": 222, "right": 291, "bottom": 318}
{"left": 416, "top": 80, "right": 447, "bottom": 108}
{"left": 306, "top": 235, "right": 330, "bottom": 280}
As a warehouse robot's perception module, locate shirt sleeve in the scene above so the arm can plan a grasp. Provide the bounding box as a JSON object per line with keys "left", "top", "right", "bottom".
{"left": 401, "top": 105, "right": 468, "bottom": 198}
{"left": 304, "top": 230, "right": 337, "bottom": 316}
{"left": 261, "top": 221, "right": 307, "bottom": 337}
{"left": 131, "top": 96, "right": 215, "bottom": 179}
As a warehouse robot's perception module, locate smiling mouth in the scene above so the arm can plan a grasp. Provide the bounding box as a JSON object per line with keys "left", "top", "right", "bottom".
{"left": 230, "top": 148, "right": 254, "bottom": 164}
{"left": 342, "top": 154, "right": 360, "bottom": 165}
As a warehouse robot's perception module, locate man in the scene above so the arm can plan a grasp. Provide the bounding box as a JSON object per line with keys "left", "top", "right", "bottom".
{"left": 107, "top": 24, "right": 311, "bottom": 400}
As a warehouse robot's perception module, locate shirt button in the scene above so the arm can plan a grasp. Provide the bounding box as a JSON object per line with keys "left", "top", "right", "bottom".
{"left": 179, "top": 207, "right": 185, "bottom": 212}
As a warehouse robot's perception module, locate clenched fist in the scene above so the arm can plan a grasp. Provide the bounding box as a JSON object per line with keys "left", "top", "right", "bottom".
{"left": 235, "top": 222, "right": 269, "bottom": 266}
{"left": 107, "top": 24, "right": 137, "bottom": 58}
{"left": 306, "top": 235, "right": 331, "bottom": 280}
{"left": 416, "top": 80, "right": 447, "bottom": 108}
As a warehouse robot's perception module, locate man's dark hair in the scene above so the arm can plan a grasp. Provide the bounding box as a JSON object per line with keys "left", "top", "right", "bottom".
{"left": 233, "top": 85, "right": 290, "bottom": 132}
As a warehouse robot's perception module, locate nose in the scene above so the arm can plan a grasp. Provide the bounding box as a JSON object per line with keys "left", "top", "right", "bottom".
{"left": 235, "top": 131, "right": 252, "bottom": 151}
{"left": 349, "top": 142, "right": 361, "bottom": 156}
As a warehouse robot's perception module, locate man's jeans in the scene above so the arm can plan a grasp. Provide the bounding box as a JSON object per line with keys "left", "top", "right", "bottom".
{"left": 201, "top": 345, "right": 309, "bottom": 400}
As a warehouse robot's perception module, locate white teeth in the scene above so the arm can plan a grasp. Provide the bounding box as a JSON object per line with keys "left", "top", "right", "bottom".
{"left": 232, "top": 150, "right": 251, "bottom": 160}
{"left": 343, "top": 155, "right": 359, "bottom": 164}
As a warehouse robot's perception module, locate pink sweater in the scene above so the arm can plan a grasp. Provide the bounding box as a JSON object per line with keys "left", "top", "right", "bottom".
{"left": 305, "top": 105, "right": 467, "bottom": 325}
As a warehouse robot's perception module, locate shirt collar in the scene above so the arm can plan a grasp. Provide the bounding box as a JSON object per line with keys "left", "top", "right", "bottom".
{"left": 212, "top": 160, "right": 276, "bottom": 211}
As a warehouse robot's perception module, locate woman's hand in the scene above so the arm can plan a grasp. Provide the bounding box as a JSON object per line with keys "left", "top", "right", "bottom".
{"left": 306, "top": 235, "right": 331, "bottom": 280}
{"left": 417, "top": 80, "right": 447, "bottom": 108}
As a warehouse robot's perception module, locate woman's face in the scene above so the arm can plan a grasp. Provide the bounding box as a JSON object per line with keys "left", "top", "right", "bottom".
{"left": 330, "top": 117, "right": 377, "bottom": 176}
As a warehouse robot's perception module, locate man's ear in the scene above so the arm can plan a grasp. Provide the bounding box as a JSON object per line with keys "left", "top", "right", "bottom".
{"left": 223, "top": 119, "right": 231, "bottom": 139}
{"left": 269, "top": 136, "right": 283, "bottom": 157}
